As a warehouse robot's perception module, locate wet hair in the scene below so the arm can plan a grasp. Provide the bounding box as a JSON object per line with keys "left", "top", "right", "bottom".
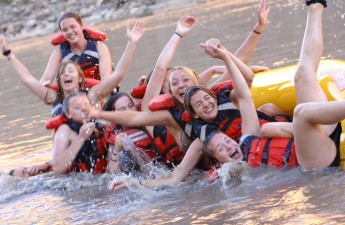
{"left": 202, "top": 129, "right": 222, "bottom": 164}
{"left": 168, "top": 66, "right": 204, "bottom": 107}
{"left": 55, "top": 61, "right": 85, "bottom": 105}
{"left": 62, "top": 91, "right": 87, "bottom": 116}
{"left": 58, "top": 12, "right": 83, "bottom": 30}
{"left": 184, "top": 85, "right": 216, "bottom": 120}
{"left": 102, "top": 92, "right": 133, "bottom": 112}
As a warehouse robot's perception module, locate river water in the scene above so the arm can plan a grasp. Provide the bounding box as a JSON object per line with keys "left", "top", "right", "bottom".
{"left": 1, "top": 0, "right": 345, "bottom": 224}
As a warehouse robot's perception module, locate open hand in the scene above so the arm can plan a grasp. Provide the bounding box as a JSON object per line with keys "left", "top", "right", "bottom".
{"left": 257, "top": 0, "right": 271, "bottom": 27}
{"left": 127, "top": 21, "right": 145, "bottom": 43}
{"left": 109, "top": 177, "right": 133, "bottom": 192}
{"left": 79, "top": 122, "right": 96, "bottom": 140}
{"left": 176, "top": 16, "right": 197, "bottom": 36}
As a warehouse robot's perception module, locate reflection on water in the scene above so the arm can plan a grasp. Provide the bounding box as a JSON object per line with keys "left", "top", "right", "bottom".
{"left": 0, "top": 0, "right": 345, "bottom": 224}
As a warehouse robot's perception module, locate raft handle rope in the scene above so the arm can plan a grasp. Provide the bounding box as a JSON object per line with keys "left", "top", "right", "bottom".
{"left": 174, "top": 32, "right": 183, "bottom": 38}
{"left": 252, "top": 30, "right": 261, "bottom": 35}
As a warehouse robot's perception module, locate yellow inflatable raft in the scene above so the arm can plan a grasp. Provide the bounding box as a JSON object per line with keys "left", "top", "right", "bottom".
{"left": 250, "top": 59, "right": 345, "bottom": 170}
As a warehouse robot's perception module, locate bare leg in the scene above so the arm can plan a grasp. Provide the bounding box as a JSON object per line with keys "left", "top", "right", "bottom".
{"left": 294, "top": 3, "right": 326, "bottom": 104}
{"left": 293, "top": 1, "right": 339, "bottom": 169}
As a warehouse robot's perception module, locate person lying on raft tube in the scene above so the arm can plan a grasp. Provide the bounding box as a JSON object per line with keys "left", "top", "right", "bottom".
{"left": 108, "top": 0, "right": 341, "bottom": 191}
{"left": 197, "top": 0, "right": 340, "bottom": 179}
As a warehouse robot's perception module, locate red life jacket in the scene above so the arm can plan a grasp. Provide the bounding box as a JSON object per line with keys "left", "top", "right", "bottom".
{"left": 152, "top": 125, "right": 185, "bottom": 166}
{"left": 218, "top": 111, "right": 277, "bottom": 141}
{"left": 241, "top": 136, "right": 298, "bottom": 168}
{"left": 210, "top": 80, "right": 233, "bottom": 93}
{"left": 51, "top": 26, "right": 107, "bottom": 46}
{"left": 45, "top": 114, "right": 68, "bottom": 130}
{"left": 148, "top": 94, "right": 176, "bottom": 111}
{"left": 104, "top": 124, "right": 156, "bottom": 160}
{"left": 131, "top": 85, "right": 147, "bottom": 99}
{"left": 204, "top": 167, "right": 221, "bottom": 183}
{"left": 48, "top": 77, "right": 101, "bottom": 92}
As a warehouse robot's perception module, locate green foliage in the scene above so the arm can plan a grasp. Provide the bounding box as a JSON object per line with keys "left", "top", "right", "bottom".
{"left": 0, "top": 0, "right": 12, "bottom": 4}
{"left": 0, "top": 0, "right": 28, "bottom": 4}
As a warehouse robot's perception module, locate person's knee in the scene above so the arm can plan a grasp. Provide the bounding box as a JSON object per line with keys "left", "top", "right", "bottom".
{"left": 294, "top": 65, "right": 308, "bottom": 84}
{"left": 293, "top": 103, "right": 313, "bottom": 123}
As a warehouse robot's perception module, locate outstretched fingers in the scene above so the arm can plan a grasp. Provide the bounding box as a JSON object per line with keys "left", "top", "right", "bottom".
{"left": 127, "top": 21, "right": 145, "bottom": 43}
{"left": 258, "top": 0, "right": 271, "bottom": 27}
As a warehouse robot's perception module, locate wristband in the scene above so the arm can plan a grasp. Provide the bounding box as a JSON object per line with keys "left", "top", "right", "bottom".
{"left": 3, "top": 49, "right": 11, "bottom": 56}
{"left": 252, "top": 30, "right": 261, "bottom": 35}
{"left": 174, "top": 32, "right": 183, "bottom": 38}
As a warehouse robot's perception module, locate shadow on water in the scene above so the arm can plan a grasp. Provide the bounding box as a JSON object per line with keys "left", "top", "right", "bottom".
{"left": 0, "top": 0, "right": 345, "bottom": 224}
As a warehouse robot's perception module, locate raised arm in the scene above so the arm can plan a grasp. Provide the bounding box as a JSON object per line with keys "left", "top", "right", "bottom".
{"left": 95, "top": 109, "right": 180, "bottom": 130}
{"left": 198, "top": 65, "right": 226, "bottom": 84}
{"left": 143, "top": 138, "right": 203, "bottom": 187}
{"left": 88, "top": 21, "right": 145, "bottom": 106}
{"left": 211, "top": 43, "right": 260, "bottom": 136}
{"left": 96, "top": 41, "right": 113, "bottom": 80}
{"left": 141, "top": 16, "right": 197, "bottom": 111}
{"left": 0, "top": 35, "right": 57, "bottom": 104}
{"left": 39, "top": 49, "right": 63, "bottom": 86}
{"left": 235, "top": 0, "right": 270, "bottom": 63}
{"left": 201, "top": 38, "right": 255, "bottom": 87}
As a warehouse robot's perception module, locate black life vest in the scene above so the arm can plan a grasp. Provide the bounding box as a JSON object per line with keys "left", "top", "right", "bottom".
{"left": 65, "top": 120, "right": 107, "bottom": 173}
{"left": 60, "top": 39, "right": 100, "bottom": 80}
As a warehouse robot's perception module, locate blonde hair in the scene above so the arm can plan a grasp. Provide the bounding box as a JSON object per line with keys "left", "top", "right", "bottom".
{"left": 168, "top": 66, "right": 204, "bottom": 107}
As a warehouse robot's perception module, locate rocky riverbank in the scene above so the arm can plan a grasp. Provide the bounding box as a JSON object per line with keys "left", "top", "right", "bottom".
{"left": 0, "top": 0, "right": 210, "bottom": 41}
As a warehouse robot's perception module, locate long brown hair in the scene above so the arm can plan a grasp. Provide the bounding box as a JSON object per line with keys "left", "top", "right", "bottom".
{"left": 102, "top": 92, "right": 133, "bottom": 112}
{"left": 55, "top": 61, "right": 85, "bottom": 104}
{"left": 58, "top": 12, "right": 83, "bottom": 30}
{"left": 184, "top": 85, "right": 216, "bottom": 120}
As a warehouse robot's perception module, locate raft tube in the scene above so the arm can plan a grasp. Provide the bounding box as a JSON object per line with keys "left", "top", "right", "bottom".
{"left": 250, "top": 59, "right": 345, "bottom": 170}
